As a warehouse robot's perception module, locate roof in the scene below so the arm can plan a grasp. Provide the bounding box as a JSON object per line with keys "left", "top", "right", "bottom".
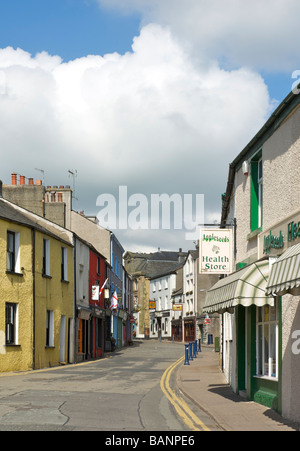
{"left": 150, "top": 261, "right": 184, "bottom": 280}
{"left": 0, "top": 197, "right": 74, "bottom": 246}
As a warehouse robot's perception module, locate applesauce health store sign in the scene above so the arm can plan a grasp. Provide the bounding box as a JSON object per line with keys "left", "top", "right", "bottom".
{"left": 199, "top": 229, "right": 233, "bottom": 274}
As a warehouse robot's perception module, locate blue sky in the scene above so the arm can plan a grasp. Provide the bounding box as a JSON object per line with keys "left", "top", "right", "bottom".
{"left": 0, "top": 0, "right": 141, "bottom": 60}
{"left": 0, "top": 0, "right": 299, "bottom": 251}
{"left": 0, "top": 0, "right": 294, "bottom": 101}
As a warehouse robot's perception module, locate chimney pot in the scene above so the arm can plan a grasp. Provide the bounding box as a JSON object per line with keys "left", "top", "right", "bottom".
{"left": 28, "top": 178, "right": 34, "bottom": 185}
{"left": 58, "top": 192, "right": 63, "bottom": 202}
{"left": 12, "top": 173, "right": 17, "bottom": 185}
{"left": 36, "top": 180, "right": 42, "bottom": 186}
{"left": 20, "top": 176, "right": 25, "bottom": 185}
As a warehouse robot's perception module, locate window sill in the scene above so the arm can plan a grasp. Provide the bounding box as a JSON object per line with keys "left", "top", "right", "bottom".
{"left": 45, "top": 346, "right": 55, "bottom": 349}
{"left": 247, "top": 227, "right": 262, "bottom": 241}
{"left": 6, "top": 270, "right": 23, "bottom": 277}
{"left": 253, "top": 375, "right": 278, "bottom": 382}
{"left": 61, "top": 279, "right": 69, "bottom": 284}
{"left": 5, "top": 343, "right": 21, "bottom": 347}
{"left": 42, "top": 274, "right": 52, "bottom": 279}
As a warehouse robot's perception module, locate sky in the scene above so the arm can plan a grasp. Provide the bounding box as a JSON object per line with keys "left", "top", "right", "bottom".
{"left": 0, "top": 0, "right": 299, "bottom": 252}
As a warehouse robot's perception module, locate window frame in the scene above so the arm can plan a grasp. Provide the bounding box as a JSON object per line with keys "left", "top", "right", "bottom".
{"left": 6, "top": 303, "right": 18, "bottom": 345}
{"left": 42, "top": 238, "right": 51, "bottom": 277}
{"left": 61, "top": 247, "right": 68, "bottom": 282}
{"left": 46, "top": 310, "right": 54, "bottom": 347}
{"left": 256, "top": 302, "right": 278, "bottom": 380}
{"left": 250, "top": 150, "right": 263, "bottom": 232}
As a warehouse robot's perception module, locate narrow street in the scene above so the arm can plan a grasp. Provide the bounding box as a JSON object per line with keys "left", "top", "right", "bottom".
{"left": 0, "top": 341, "right": 220, "bottom": 432}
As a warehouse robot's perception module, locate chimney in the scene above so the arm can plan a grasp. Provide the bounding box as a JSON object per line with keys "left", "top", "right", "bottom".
{"left": 12, "top": 173, "right": 17, "bottom": 185}
{"left": 20, "top": 175, "right": 25, "bottom": 185}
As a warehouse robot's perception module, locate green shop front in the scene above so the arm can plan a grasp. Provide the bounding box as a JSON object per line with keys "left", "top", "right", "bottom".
{"left": 204, "top": 260, "right": 282, "bottom": 412}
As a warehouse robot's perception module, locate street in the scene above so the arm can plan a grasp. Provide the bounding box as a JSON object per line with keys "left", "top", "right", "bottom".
{"left": 0, "top": 340, "right": 219, "bottom": 432}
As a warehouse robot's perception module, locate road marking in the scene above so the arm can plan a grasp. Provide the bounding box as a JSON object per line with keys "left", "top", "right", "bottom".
{"left": 160, "top": 356, "right": 211, "bottom": 432}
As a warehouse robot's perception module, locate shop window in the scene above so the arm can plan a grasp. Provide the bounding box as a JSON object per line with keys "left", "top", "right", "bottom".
{"left": 250, "top": 150, "right": 263, "bottom": 232}
{"left": 256, "top": 303, "right": 278, "bottom": 379}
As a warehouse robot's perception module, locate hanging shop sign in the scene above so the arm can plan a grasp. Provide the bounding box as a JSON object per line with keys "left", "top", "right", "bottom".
{"left": 91, "top": 285, "right": 99, "bottom": 300}
{"left": 199, "top": 229, "right": 233, "bottom": 274}
{"left": 149, "top": 301, "right": 156, "bottom": 310}
{"left": 172, "top": 304, "right": 183, "bottom": 311}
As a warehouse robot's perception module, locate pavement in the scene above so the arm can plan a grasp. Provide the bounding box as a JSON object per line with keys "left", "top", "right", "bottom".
{"left": 176, "top": 345, "right": 300, "bottom": 432}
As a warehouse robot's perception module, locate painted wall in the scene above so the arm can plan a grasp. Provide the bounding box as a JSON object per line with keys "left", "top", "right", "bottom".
{"left": 0, "top": 219, "right": 34, "bottom": 372}
{"left": 34, "top": 231, "right": 74, "bottom": 369}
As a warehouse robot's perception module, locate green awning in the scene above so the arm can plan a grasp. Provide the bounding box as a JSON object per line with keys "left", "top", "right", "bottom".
{"left": 203, "top": 260, "right": 274, "bottom": 314}
{"left": 266, "top": 243, "right": 300, "bottom": 296}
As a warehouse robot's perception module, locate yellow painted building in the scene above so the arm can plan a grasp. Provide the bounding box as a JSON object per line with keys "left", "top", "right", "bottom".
{"left": 0, "top": 197, "right": 74, "bottom": 372}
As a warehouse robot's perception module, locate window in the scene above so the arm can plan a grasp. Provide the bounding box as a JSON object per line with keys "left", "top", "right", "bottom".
{"left": 7, "top": 232, "right": 15, "bottom": 272}
{"left": 46, "top": 310, "right": 54, "bottom": 347}
{"left": 97, "top": 256, "right": 101, "bottom": 275}
{"left": 7, "top": 231, "right": 20, "bottom": 273}
{"left": 256, "top": 303, "right": 278, "bottom": 379}
{"left": 43, "top": 239, "right": 50, "bottom": 276}
{"left": 258, "top": 158, "right": 263, "bottom": 228}
{"left": 250, "top": 151, "right": 263, "bottom": 231}
{"left": 6, "top": 303, "right": 18, "bottom": 345}
{"left": 61, "top": 247, "right": 68, "bottom": 281}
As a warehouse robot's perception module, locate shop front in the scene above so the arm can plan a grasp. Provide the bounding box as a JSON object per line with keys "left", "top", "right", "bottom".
{"left": 266, "top": 242, "right": 300, "bottom": 422}
{"left": 184, "top": 317, "right": 196, "bottom": 342}
{"left": 204, "top": 260, "right": 281, "bottom": 411}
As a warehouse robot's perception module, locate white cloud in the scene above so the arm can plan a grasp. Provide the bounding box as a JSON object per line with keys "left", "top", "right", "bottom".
{"left": 97, "top": 0, "right": 300, "bottom": 72}
{"left": 0, "top": 24, "right": 272, "bottom": 250}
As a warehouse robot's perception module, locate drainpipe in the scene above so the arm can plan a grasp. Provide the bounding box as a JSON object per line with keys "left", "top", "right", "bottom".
{"left": 32, "top": 228, "right": 36, "bottom": 370}
{"left": 73, "top": 237, "right": 77, "bottom": 364}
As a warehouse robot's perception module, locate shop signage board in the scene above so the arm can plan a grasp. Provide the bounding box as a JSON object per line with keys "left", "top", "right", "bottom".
{"left": 172, "top": 304, "right": 183, "bottom": 311}
{"left": 199, "top": 228, "right": 233, "bottom": 274}
{"left": 258, "top": 210, "right": 300, "bottom": 258}
{"left": 149, "top": 301, "right": 156, "bottom": 309}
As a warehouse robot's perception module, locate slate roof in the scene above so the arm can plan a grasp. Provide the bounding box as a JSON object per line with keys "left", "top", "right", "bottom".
{"left": 0, "top": 197, "right": 73, "bottom": 246}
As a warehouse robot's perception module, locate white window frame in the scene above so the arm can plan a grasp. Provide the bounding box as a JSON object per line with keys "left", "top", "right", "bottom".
{"left": 7, "top": 231, "right": 20, "bottom": 273}
{"left": 43, "top": 238, "right": 51, "bottom": 276}
{"left": 256, "top": 302, "right": 278, "bottom": 380}
{"left": 61, "top": 247, "right": 68, "bottom": 281}
{"left": 46, "top": 310, "right": 54, "bottom": 347}
{"left": 5, "top": 303, "right": 19, "bottom": 345}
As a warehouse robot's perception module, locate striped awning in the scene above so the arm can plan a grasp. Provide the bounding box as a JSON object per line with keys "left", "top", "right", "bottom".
{"left": 266, "top": 243, "right": 300, "bottom": 296}
{"left": 203, "top": 260, "right": 274, "bottom": 314}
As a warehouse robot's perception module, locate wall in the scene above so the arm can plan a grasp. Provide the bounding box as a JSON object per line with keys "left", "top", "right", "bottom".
{"left": 0, "top": 220, "right": 34, "bottom": 372}
{"left": 34, "top": 231, "right": 74, "bottom": 369}
{"left": 71, "top": 211, "right": 111, "bottom": 263}
{"left": 281, "top": 294, "right": 300, "bottom": 423}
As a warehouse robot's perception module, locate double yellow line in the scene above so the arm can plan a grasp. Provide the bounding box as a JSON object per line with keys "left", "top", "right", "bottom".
{"left": 160, "top": 356, "right": 210, "bottom": 432}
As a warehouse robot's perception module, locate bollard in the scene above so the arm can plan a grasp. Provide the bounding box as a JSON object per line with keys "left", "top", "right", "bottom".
{"left": 189, "top": 342, "right": 193, "bottom": 361}
{"left": 193, "top": 341, "right": 197, "bottom": 358}
{"left": 184, "top": 344, "right": 190, "bottom": 365}
{"left": 194, "top": 340, "right": 198, "bottom": 355}
{"left": 198, "top": 338, "right": 201, "bottom": 352}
